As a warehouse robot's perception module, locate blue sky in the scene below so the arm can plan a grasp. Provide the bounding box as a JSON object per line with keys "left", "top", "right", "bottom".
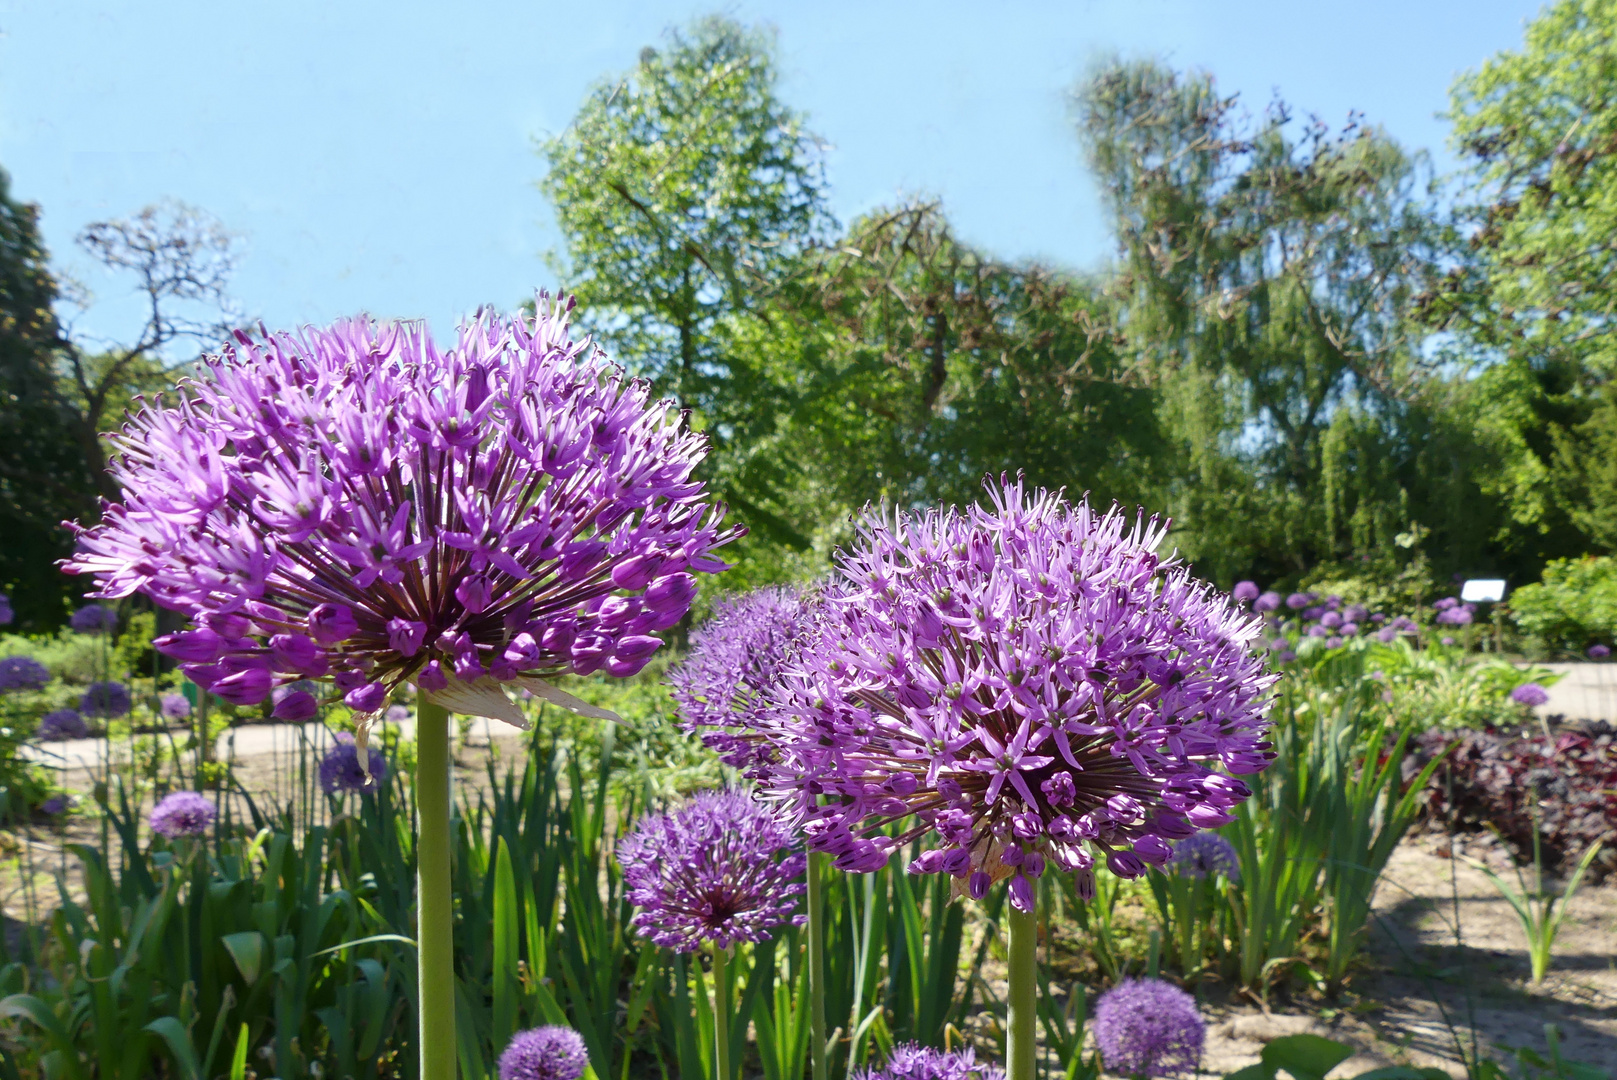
{"left": 1, "top": 0, "right": 1545, "bottom": 349}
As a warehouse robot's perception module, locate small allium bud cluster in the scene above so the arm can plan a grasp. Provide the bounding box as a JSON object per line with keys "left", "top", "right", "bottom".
{"left": 618, "top": 791, "right": 806, "bottom": 952}
{"left": 150, "top": 791, "right": 216, "bottom": 839}
{"left": 705, "top": 480, "right": 1275, "bottom": 911}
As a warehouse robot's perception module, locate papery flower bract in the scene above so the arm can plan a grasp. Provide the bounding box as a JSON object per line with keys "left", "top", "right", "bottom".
{"left": 712, "top": 480, "right": 1275, "bottom": 911}
{"left": 1511, "top": 683, "right": 1550, "bottom": 707}
{"left": 160, "top": 693, "right": 193, "bottom": 719}
{"left": 37, "top": 709, "right": 88, "bottom": 741}
{"left": 669, "top": 584, "right": 819, "bottom": 739}
{"left": 1168, "top": 831, "right": 1240, "bottom": 883}
{"left": 852, "top": 1043, "right": 1005, "bottom": 1080}
{"left": 319, "top": 733, "right": 389, "bottom": 792}
{"left": 497, "top": 1025, "right": 588, "bottom": 1080}
{"left": 80, "top": 680, "right": 131, "bottom": 718}
{"left": 150, "top": 791, "right": 216, "bottom": 838}
{"left": 63, "top": 298, "right": 740, "bottom": 730}
{"left": 1094, "top": 978, "right": 1204, "bottom": 1077}
{"left": 0, "top": 656, "right": 50, "bottom": 693}
{"left": 69, "top": 604, "right": 118, "bottom": 634}
{"left": 618, "top": 790, "right": 806, "bottom": 952}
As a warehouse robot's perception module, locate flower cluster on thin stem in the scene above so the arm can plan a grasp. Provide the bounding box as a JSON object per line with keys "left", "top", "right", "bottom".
{"left": 702, "top": 479, "right": 1275, "bottom": 912}
{"left": 618, "top": 790, "right": 806, "bottom": 952}
{"left": 64, "top": 297, "right": 740, "bottom": 727}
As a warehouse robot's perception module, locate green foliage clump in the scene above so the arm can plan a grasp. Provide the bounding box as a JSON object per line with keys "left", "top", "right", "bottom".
{"left": 1509, "top": 555, "right": 1617, "bottom": 653}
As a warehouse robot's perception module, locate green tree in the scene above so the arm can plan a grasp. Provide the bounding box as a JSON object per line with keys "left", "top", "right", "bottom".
{"left": 0, "top": 167, "right": 98, "bottom": 628}
{"left": 1075, "top": 59, "right": 1479, "bottom": 584}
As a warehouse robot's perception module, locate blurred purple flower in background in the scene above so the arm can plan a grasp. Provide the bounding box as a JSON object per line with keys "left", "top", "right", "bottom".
{"left": 319, "top": 733, "right": 388, "bottom": 792}
{"left": 1510, "top": 683, "right": 1550, "bottom": 707}
{"left": 80, "top": 681, "right": 131, "bottom": 718}
{"left": 497, "top": 1025, "right": 588, "bottom": 1080}
{"left": 37, "top": 709, "right": 88, "bottom": 741}
{"left": 39, "top": 795, "right": 71, "bottom": 817}
{"left": 852, "top": 1043, "right": 1005, "bottom": 1080}
{"left": 1253, "top": 591, "right": 1281, "bottom": 613}
{"left": 0, "top": 593, "right": 12, "bottom": 625}
{"left": 1436, "top": 604, "right": 1475, "bottom": 626}
{"left": 701, "top": 480, "right": 1275, "bottom": 912}
{"left": 160, "top": 693, "right": 192, "bottom": 720}
{"left": 1589, "top": 644, "right": 1611, "bottom": 659}
{"left": 64, "top": 298, "right": 740, "bottom": 729}
{"left": 1093, "top": 978, "right": 1205, "bottom": 1078}
{"left": 1231, "top": 580, "right": 1259, "bottom": 604}
{"left": 69, "top": 604, "right": 118, "bottom": 635}
{"left": 150, "top": 791, "right": 216, "bottom": 838}
{"left": 618, "top": 791, "right": 806, "bottom": 952}
{"left": 1169, "top": 832, "right": 1240, "bottom": 883}
{"left": 0, "top": 656, "right": 51, "bottom": 693}
{"left": 1285, "top": 593, "right": 1310, "bottom": 610}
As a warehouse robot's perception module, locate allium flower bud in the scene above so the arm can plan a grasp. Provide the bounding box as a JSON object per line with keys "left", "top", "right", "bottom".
{"left": 711, "top": 479, "right": 1274, "bottom": 913}
{"left": 63, "top": 299, "right": 741, "bottom": 731}
{"left": 618, "top": 791, "right": 806, "bottom": 952}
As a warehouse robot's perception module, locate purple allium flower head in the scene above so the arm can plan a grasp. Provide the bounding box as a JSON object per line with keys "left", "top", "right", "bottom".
{"left": 1319, "top": 611, "right": 1343, "bottom": 630}
{"left": 69, "top": 604, "right": 118, "bottom": 634}
{"left": 149, "top": 791, "right": 216, "bottom": 838}
{"left": 1231, "top": 581, "right": 1259, "bottom": 604}
{"left": 852, "top": 1043, "right": 1005, "bottom": 1080}
{"left": 384, "top": 703, "right": 410, "bottom": 724}
{"left": 1432, "top": 597, "right": 1459, "bottom": 612}
{"left": 1440, "top": 636, "right": 1456, "bottom": 647}
{"left": 1253, "top": 591, "right": 1280, "bottom": 613}
{"left": 1324, "top": 636, "right": 1343, "bottom": 649}
{"left": 497, "top": 1025, "right": 588, "bottom": 1080}
{"left": 1301, "top": 606, "right": 1324, "bottom": 621}
{"left": 80, "top": 680, "right": 132, "bottom": 718}
{"left": 39, "top": 795, "right": 71, "bottom": 817}
{"left": 63, "top": 298, "right": 741, "bottom": 731}
{"left": 1589, "top": 644, "right": 1611, "bottom": 659}
{"left": 1511, "top": 683, "right": 1550, "bottom": 707}
{"left": 37, "top": 709, "right": 88, "bottom": 741}
{"left": 705, "top": 480, "right": 1275, "bottom": 911}
{"left": 1093, "top": 978, "right": 1205, "bottom": 1078}
{"left": 0, "top": 594, "right": 11, "bottom": 625}
{"left": 1169, "top": 831, "right": 1240, "bottom": 883}
{"left": 0, "top": 656, "right": 50, "bottom": 693}
{"left": 160, "top": 693, "right": 193, "bottom": 719}
{"left": 318, "top": 733, "right": 388, "bottom": 792}
{"left": 618, "top": 790, "right": 806, "bottom": 952}
{"left": 669, "top": 585, "right": 819, "bottom": 736}
{"left": 1305, "top": 624, "right": 1328, "bottom": 638}
{"left": 1376, "top": 627, "right": 1398, "bottom": 644}
{"left": 1284, "top": 593, "right": 1310, "bottom": 610}
{"left": 1278, "top": 650, "right": 1296, "bottom": 663}
{"left": 1339, "top": 622, "right": 1360, "bottom": 637}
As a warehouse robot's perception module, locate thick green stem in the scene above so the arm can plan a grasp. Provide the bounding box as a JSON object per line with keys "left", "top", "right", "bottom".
{"left": 806, "top": 852, "right": 828, "bottom": 1080}
{"left": 416, "top": 700, "right": 455, "bottom": 1080}
{"left": 713, "top": 944, "right": 731, "bottom": 1080}
{"left": 1006, "top": 904, "right": 1038, "bottom": 1080}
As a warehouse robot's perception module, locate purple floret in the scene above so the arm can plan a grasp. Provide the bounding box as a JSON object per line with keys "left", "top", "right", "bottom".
{"left": 318, "top": 733, "right": 388, "bottom": 792}
{"left": 669, "top": 584, "right": 820, "bottom": 740}
{"left": 80, "top": 681, "right": 132, "bottom": 718}
{"left": 852, "top": 1042, "right": 1004, "bottom": 1080}
{"left": 498, "top": 1025, "right": 588, "bottom": 1080}
{"left": 698, "top": 479, "right": 1276, "bottom": 912}
{"left": 62, "top": 297, "right": 740, "bottom": 729}
{"left": 0, "top": 656, "right": 50, "bottom": 693}
{"left": 37, "top": 709, "right": 88, "bottom": 741}
{"left": 69, "top": 604, "right": 118, "bottom": 634}
{"left": 1511, "top": 683, "right": 1550, "bottom": 707}
{"left": 618, "top": 791, "right": 806, "bottom": 952}
{"left": 149, "top": 791, "right": 216, "bottom": 838}
{"left": 1170, "top": 831, "right": 1240, "bottom": 883}
{"left": 1093, "top": 978, "right": 1205, "bottom": 1078}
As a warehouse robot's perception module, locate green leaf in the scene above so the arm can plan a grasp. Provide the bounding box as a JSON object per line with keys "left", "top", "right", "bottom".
{"left": 143, "top": 1017, "right": 202, "bottom": 1080}
{"left": 1259, "top": 1034, "right": 1355, "bottom": 1080}
{"left": 220, "top": 931, "right": 265, "bottom": 986}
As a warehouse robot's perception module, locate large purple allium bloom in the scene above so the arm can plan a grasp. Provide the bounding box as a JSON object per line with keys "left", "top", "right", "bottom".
{"left": 69, "top": 603, "right": 118, "bottom": 634}
{"left": 63, "top": 298, "right": 740, "bottom": 730}
{"left": 0, "top": 656, "right": 50, "bottom": 693}
{"left": 497, "top": 1025, "right": 588, "bottom": 1080}
{"left": 160, "top": 693, "right": 192, "bottom": 720}
{"left": 852, "top": 1043, "right": 1005, "bottom": 1080}
{"left": 319, "top": 733, "right": 389, "bottom": 792}
{"left": 708, "top": 480, "right": 1275, "bottom": 911}
{"left": 1093, "top": 978, "right": 1205, "bottom": 1078}
{"left": 1511, "top": 683, "right": 1550, "bottom": 707}
{"left": 1168, "top": 831, "right": 1240, "bottom": 883}
{"left": 669, "top": 585, "right": 819, "bottom": 734}
{"left": 150, "top": 791, "right": 216, "bottom": 838}
{"left": 618, "top": 791, "right": 806, "bottom": 952}
{"left": 80, "top": 680, "right": 132, "bottom": 718}
{"left": 37, "top": 709, "right": 89, "bottom": 742}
